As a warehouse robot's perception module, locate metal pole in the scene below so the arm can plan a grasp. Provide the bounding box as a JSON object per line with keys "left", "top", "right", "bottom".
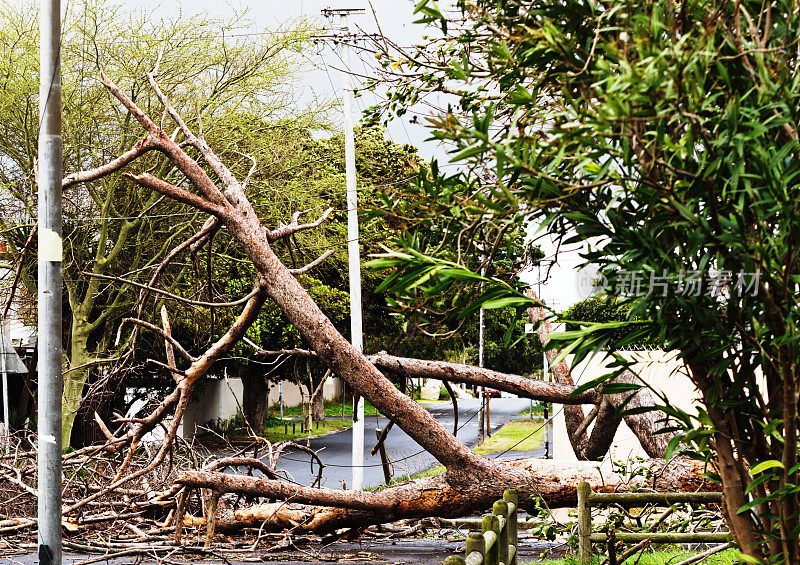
{"left": 339, "top": 13, "right": 365, "bottom": 492}
{"left": 38, "top": 0, "right": 63, "bottom": 562}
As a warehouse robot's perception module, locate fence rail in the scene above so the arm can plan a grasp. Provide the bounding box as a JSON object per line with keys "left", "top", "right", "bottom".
{"left": 445, "top": 489, "right": 518, "bottom": 565}
{"left": 577, "top": 481, "right": 728, "bottom": 564}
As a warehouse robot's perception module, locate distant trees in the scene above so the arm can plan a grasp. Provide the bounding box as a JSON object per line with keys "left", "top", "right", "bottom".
{"left": 0, "top": 0, "right": 319, "bottom": 446}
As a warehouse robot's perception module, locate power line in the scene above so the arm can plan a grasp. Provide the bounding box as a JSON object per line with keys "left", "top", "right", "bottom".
{"left": 279, "top": 401, "right": 485, "bottom": 469}
{"left": 2, "top": 175, "right": 415, "bottom": 225}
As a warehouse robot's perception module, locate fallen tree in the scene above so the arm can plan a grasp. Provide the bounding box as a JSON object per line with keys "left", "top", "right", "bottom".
{"left": 176, "top": 457, "right": 713, "bottom": 535}
{"left": 252, "top": 346, "right": 674, "bottom": 461}
{"left": 42, "top": 68, "right": 715, "bottom": 542}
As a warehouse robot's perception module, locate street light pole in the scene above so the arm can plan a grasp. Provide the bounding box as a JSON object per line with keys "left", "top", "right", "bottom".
{"left": 38, "top": 0, "right": 63, "bottom": 563}
{"left": 326, "top": 8, "right": 366, "bottom": 492}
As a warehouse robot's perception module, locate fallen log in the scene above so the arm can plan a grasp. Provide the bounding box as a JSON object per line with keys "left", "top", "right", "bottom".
{"left": 526, "top": 290, "right": 675, "bottom": 459}
{"left": 254, "top": 348, "right": 600, "bottom": 405}
{"left": 176, "top": 457, "right": 717, "bottom": 534}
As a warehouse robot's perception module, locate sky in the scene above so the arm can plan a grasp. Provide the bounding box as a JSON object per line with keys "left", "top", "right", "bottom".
{"left": 107, "top": 0, "right": 584, "bottom": 309}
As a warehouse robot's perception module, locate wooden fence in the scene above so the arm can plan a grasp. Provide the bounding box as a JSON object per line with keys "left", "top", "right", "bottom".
{"left": 577, "top": 481, "right": 729, "bottom": 564}
{"left": 445, "top": 489, "right": 518, "bottom": 565}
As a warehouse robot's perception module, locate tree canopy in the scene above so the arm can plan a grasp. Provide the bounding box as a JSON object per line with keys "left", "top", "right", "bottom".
{"left": 366, "top": 0, "right": 800, "bottom": 558}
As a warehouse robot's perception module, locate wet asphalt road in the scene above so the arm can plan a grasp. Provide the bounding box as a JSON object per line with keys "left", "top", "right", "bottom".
{"left": 272, "top": 396, "right": 543, "bottom": 489}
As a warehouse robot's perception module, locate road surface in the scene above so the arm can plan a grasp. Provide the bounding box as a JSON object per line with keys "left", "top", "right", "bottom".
{"left": 273, "top": 396, "right": 547, "bottom": 488}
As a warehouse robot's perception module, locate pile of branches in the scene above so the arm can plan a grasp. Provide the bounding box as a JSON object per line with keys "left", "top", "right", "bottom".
{"left": 0, "top": 429, "right": 341, "bottom": 557}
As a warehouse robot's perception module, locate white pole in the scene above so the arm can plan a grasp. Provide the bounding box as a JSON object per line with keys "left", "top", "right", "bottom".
{"left": 478, "top": 306, "right": 486, "bottom": 443}
{"left": 279, "top": 381, "right": 284, "bottom": 420}
{"left": 38, "top": 0, "right": 63, "bottom": 562}
{"left": 339, "top": 14, "right": 365, "bottom": 491}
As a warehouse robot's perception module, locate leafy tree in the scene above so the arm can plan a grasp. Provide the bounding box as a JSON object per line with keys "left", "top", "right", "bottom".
{"left": 562, "top": 297, "right": 660, "bottom": 350}
{"left": 366, "top": 0, "right": 800, "bottom": 558}
{"left": 0, "top": 0, "right": 319, "bottom": 446}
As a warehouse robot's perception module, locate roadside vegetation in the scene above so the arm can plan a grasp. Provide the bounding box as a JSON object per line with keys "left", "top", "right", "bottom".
{"left": 200, "top": 400, "right": 380, "bottom": 444}
{"left": 531, "top": 547, "right": 739, "bottom": 565}
{"left": 474, "top": 419, "right": 545, "bottom": 455}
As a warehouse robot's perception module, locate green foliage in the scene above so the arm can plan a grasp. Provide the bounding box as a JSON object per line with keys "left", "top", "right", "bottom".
{"left": 561, "top": 297, "right": 660, "bottom": 350}
{"left": 0, "top": 0, "right": 321, "bottom": 445}
{"left": 367, "top": 0, "right": 800, "bottom": 557}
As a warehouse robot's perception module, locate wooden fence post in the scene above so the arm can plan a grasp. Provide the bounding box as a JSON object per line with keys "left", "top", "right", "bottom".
{"left": 494, "top": 500, "right": 509, "bottom": 565}
{"left": 444, "top": 557, "right": 467, "bottom": 565}
{"left": 482, "top": 514, "right": 500, "bottom": 565}
{"left": 466, "top": 532, "right": 485, "bottom": 564}
{"left": 577, "top": 481, "right": 592, "bottom": 564}
{"left": 504, "top": 489, "right": 518, "bottom": 565}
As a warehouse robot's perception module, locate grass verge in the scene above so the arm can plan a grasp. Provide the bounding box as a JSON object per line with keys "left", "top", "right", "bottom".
{"left": 529, "top": 547, "right": 739, "bottom": 564}
{"left": 261, "top": 419, "right": 352, "bottom": 442}
{"left": 475, "top": 419, "right": 545, "bottom": 454}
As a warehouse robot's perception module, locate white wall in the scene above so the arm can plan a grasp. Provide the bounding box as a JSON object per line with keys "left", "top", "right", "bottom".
{"left": 178, "top": 375, "right": 345, "bottom": 440}
{"left": 553, "top": 350, "right": 699, "bottom": 461}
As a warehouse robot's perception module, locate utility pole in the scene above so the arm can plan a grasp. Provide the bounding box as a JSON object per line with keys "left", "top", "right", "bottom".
{"left": 323, "top": 7, "right": 366, "bottom": 491}
{"left": 477, "top": 256, "right": 488, "bottom": 443}
{"left": 38, "top": 0, "right": 63, "bottom": 563}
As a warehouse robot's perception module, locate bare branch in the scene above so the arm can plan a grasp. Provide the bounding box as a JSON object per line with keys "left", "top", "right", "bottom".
{"left": 252, "top": 348, "right": 600, "bottom": 405}
{"left": 123, "top": 173, "right": 225, "bottom": 217}
{"left": 120, "top": 318, "right": 196, "bottom": 363}
{"left": 83, "top": 271, "right": 261, "bottom": 308}
{"left": 62, "top": 135, "right": 158, "bottom": 189}
{"left": 2, "top": 224, "right": 36, "bottom": 320}
{"left": 288, "top": 250, "right": 335, "bottom": 275}
{"left": 268, "top": 208, "right": 334, "bottom": 242}
{"left": 160, "top": 305, "right": 177, "bottom": 377}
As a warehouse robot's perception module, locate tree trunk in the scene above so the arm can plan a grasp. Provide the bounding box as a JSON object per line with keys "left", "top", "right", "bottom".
{"left": 63, "top": 324, "right": 91, "bottom": 448}
{"left": 177, "top": 457, "right": 716, "bottom": 534}
{"left": 71, "top": 368, "right": 125, "bottom": 448}
{"left": 240, "top": 362, "right": 267, "bottom": 431}
{"left": 525, "top": 290, "right": 675, "bottom": 459}
{"left": 311, "top": 384, "right": 325, "bottom": 423}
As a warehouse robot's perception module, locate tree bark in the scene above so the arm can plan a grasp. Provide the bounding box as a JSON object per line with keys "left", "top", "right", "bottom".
{"left": 240, "top": 362, "right": 267, "bottom": 431}
{"left": 311, "top": 383, "right": 325, "bottom": 423}
{"left": 177, "top": 457, "right": 716, "bottom": 534}
{"left": 368, "top": 352, "right": 598, "bottom": 404}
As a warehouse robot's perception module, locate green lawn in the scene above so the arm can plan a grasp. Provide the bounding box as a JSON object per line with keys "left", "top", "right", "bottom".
{"left": 201, "top": 400, "right": 380, "bottom": 444}
{"left": 278, "top": 399, "right": 379, "bottom": 419}
{"left": 529, "top": 548, "right": 739, "bottom": 565}
{"left": 475, "top": 419, "right": 545, "bottom": 454}
{"left": 261, "top": 418, "right": 352, "bottom": 442}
